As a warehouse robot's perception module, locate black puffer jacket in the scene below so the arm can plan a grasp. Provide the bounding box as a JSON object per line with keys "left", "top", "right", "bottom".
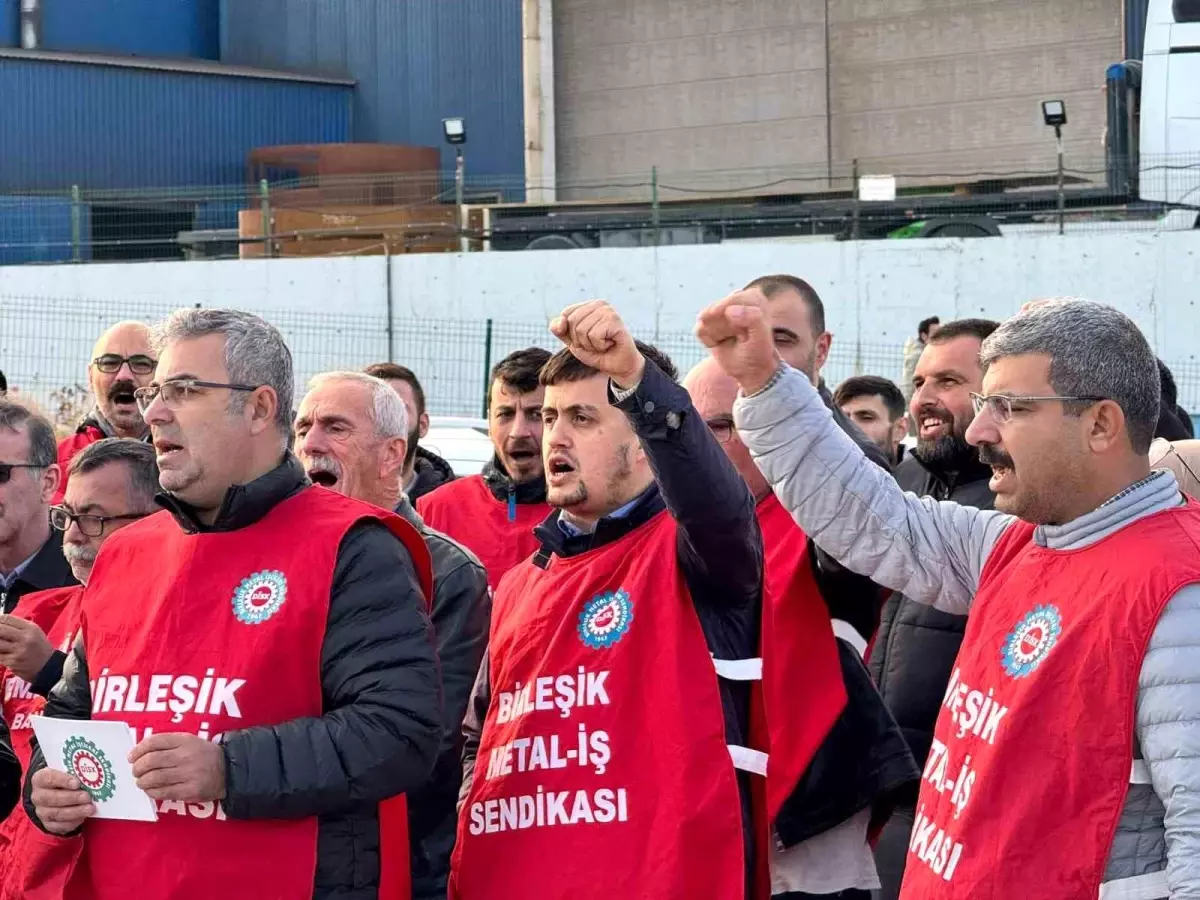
{"left": 25, "top": 456, "right": 442, "bottom": 900}
{"left": 0, "top": 714, "right": 18, "bottom": 823}
{"left": 867, "top": 452, "right": 994, "bottom": 773}
{"left": 394, "top": 496, "right": 489, "bottom": 900}
{"left": 408, "top": 446, "right": 456, "bottom": 503}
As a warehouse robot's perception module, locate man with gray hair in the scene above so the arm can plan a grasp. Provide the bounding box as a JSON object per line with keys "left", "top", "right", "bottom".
{"left": 699, "top": 292, "right": 1200, "bottom": 899}
{"left": 295, "top": 371, "right": 489, "bottom": 900}
{"left": 26, "top": 309, "right": 441, "bottom": 900}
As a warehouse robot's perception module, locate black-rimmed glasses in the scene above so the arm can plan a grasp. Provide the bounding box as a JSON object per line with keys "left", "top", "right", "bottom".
{"left": 0, "top": 463, "right": 45, "bottom": 485}
{"left": 93, "top": 354, "right": 157, "bottom": 375}
{"left": 50, "top": 506, "right": 149, "bottom": 537}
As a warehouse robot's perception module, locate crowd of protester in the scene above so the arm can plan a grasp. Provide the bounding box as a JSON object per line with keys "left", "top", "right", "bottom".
{"left": 0, "top": 277, "right": 1197, "bottom": 900}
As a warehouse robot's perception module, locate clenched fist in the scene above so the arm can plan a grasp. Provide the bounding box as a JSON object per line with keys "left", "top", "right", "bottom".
{"left": 549, "top": 301, "right": 645, "bottom": 389}
{"left": 695, "top": 289, "right": 782, "bottom": 395}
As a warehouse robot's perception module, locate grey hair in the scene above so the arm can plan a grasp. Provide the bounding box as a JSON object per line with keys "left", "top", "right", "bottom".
{"left": 0, "top": 400, "right": 56, "bottom": 468}
{"left": 980, "top": 298, "right": 1160, "bottom": 453}
{"left": 153, "top": 308, "right": 293, "bottom": 432}
{"left": 69, "top": 438, "right": 161, "bottom": 510}
{"left": 306, "top": 371, "right": 409, "bottom": 439}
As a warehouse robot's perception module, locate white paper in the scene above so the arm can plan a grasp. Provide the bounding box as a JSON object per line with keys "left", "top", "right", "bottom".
{"left": 31, "top": 716, "right": 158, "bottom": 822}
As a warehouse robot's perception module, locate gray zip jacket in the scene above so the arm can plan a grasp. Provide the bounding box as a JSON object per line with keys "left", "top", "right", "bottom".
{"left": 735, "top": 365, "right": 1200, "bottom": 899}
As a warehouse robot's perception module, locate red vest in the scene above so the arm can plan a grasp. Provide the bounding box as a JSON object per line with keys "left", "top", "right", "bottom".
{"left": 416, "top": 475, "right": 549, "bottom": 591}
{"left": 0, "top": 586, "right": 83, "bottom": 900}
{"left": 61, "top": 487, "right": 432, "bottom": 900}
{"left": 756, "top": 495, "right": 848, "bottom": 820}
{"left": 900, "top": 505, "right": 1200, "bottom": 899}
{"left": 449, "top": 511, "right": 748, "bottom": 900}
{"left": 53, "top": 428, "right": 105, "bottom": 505}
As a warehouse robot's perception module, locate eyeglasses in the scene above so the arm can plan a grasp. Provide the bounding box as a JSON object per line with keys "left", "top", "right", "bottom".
{"left": 0, "top": 463, "right": 44, "bottom": 485}
{"left": 970, "top": 392, "right": 1105, "bottom": 425}
{"left": 134, "top": 380, "right": 261, "bottom": 413}
{"left": 50, "top": 506, "right": 149, "bottom": 537}
{"left": 93, "top": 354, "right": 157, "bottom": 375}
{"left": 705, "top": 417, "right": 736, "bottom": 444}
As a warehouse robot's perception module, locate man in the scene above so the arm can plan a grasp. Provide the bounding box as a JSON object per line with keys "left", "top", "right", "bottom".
{"left": 53, "top": 321, "right": 156, "bottom": 503}
{"left": 418, "top": 348, "right": 553, "bottom": 591}
{"left": 0, "top": 402, "right": 76, "bottom": 616}
{"left": 901, "top": 317, "right": 940, "bottom": 409}
{"left": 835, "top": 376, "right": 909, "bottom": 465}
{"left": 364, "top": 362, "right": 457, "bottom": 501}
{"left": 685, "top": 358, "right": 915, "bottom": 900}
{"left": 855, "top": 319, "right": 998, "bottom": 898}
{"left": 295, "top": 370, "right": 489, "bottom": 900}
{"left": 452, "top": 302, "right": 762, "bottom": 899}
{"left": 701, "top": 292, "right": 1200, "bottom": 898}
{"left": 746, "top": 274, "right": 891, "bottom": 471}
{"left": 0, "top": 438, "right": 158, "bottom": 900}
{"left": 26, "top": 308, "right": 441, "bottom": 900}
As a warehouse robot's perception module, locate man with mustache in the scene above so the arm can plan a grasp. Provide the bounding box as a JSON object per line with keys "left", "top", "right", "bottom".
{"left": 25, "top": 308, "right": 440, "bottom": 900}
{"left": 364, "top": 363, "right": 457, "bottom": 502}
{"left": 0, "top": 438, "right": 157, "bottom": 899}
{"left": 701, "top": 292, "right": 1200, "bottom": 899}
{"left": 294, "top": 370, "right": 489, "bottom": 900}
{"left": 53, "top": 321, "right": 156, "bottom": 504}
{"left": 418, "top": 347, "right": 553, "bottom": 591}
{"left": 866, "top": 318, "right": 997, "bottom": 900}
{"left": 452, "top": 302, "right": 762, "bottom": 899}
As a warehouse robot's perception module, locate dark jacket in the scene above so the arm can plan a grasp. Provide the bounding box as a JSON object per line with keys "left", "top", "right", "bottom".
{"left": 25, "top": 455, "right": 441, "bottom": 900}
{"left": 460, "top": 359, "right": 763, "bottom": 878}
{"left": 868, "top": 452, "right": 995, "bottom": 779}
{"left": 393, "top": 496, "right": 489, "bottom": 900}
{"left": 0, "top": 713, "right": 18, "bottom": 823}
{"left": 408, "top": 446, "right": 456, "bottom": 503}
{"left": 479, "top": 455, "right": 547, "bottom": 505}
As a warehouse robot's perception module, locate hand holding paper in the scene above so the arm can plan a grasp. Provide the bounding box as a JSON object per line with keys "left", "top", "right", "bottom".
{"left": 130, "top": 733, "right": 226, "bottom": 802}
{"left": 30, "top": 768, "right": 95, "bottom": 835}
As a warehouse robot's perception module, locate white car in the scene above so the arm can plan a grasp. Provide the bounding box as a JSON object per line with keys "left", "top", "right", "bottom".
{"left": 423, "top": 416, "right": 493, "bottom": 477}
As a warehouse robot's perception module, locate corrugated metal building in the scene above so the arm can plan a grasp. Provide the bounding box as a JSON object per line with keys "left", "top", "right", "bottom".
{"left": 38, "top": 0, "right": 220, "bottom": 59}
{"left": 0, "top": 52, "right": 352, "bottom": 191}
{"left": 220, "top": 0, "right": 525, "bottom": 191}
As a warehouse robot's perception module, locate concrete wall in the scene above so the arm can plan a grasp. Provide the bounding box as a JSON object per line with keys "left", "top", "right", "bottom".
{"left": 553, "top": 0, "right": 1122, "bottom": 198}
{"left": 3, "top": 231, "right": 1199, "bottom": 415}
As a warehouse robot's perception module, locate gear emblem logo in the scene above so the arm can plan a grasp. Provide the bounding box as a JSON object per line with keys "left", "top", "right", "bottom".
{"left": 63, "top": 735, "right": 116, "bottom": 803}
{"left": 1001, "top": 604, "right": 1063, "bottom": 678}
{"left": 578, "top": 589, "right": 633, "bottom": 649}
{"left": 231, "top": 570, "right": 288, "bottom": 625}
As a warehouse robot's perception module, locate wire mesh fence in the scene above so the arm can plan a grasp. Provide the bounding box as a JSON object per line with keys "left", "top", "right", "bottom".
{"left": 2, "top": 296, "right": 909, "bottom": 431}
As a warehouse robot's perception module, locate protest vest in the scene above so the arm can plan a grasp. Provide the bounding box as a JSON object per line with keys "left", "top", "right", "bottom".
{"left": 63, "top": 487, "right": 432, "bottom": 900}
{"left": 900, "top": 503, "right": 1200, "bottom": 899}
{"left": 416, "top": 475, "right": 549, "bottom": 592}
{"left": 756, "top": 494, "right": 848, "bottom": 821}
{"left": 0, "top": 585, "right": 83, "bottom": 900}
{"left": 450, "top": 510, "right": 754, "bottom": 900}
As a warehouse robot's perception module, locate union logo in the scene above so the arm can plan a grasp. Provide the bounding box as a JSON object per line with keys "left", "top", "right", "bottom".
{"left": 232, "top": 570, "right": 288, "bottom": 625}
{"left": 63, "top": 735, "right": 116, "bottom": 803}
{"left": 577, "top": 589, "right": 633, "bottom": 649}
{"left": 1001, "top": 604, "right": 1063, "bottom": 678}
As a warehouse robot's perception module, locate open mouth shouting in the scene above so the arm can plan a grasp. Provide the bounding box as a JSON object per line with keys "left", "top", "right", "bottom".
{"left": 979, "top": 445, "right": 1016, "bottom": 493}
{"left": 546, "top": 452, "right": 577, "bottom": 486}
{"left": 306, "top": 457, "right": 342, "bottom": 489}
{"left": 108, "top": 380, "right": 140, "bottom": 413}
{"left": 916, "top": 405, "right": 954, "bottom": 441}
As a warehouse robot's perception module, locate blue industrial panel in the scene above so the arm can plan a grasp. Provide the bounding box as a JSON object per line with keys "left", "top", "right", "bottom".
{"left": 221, "top": 0, "right": 525, "bottom": 196}
{"left": 0, "top": 57, "right": 352, "bottom": 191}
{"left": 0, "top": 0, "right": 17, "bottom": 47}
{"left": 0, "top": 195, "right": 88, "bottom": 264}
{"left": 41, "top": 0, "right": 220, "bottom": 59}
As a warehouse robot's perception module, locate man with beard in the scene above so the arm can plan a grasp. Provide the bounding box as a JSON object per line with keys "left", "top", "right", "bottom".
{"left": 294, "top": 371, "right": 489, "bottom": 900}
{"left": 703, "top": 293, "right": 1200, "bottom": 899}
{"left": 364, "top": 363, "right": 457, "bottom": 501}
{"left": 0, "top": 438, "right": 157, "bottom": 900}
{"left": 54, "top": 321, "right": 156, "bottom": 503}
{"left": 864, "top": 318, "right": 997, "bottom": 900}
{"left": 452, "top": 302, "right": 762, "bottom": 900}
{"left": 418, "top": 348, "right": 553, "bottom": 591}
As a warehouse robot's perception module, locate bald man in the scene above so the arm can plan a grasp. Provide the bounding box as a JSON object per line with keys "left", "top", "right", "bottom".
{"left": 684, "top": 358, "right": 914, "bottom": 900}
{"left": 53, "top": 322, "right": 155, "bottom": 503}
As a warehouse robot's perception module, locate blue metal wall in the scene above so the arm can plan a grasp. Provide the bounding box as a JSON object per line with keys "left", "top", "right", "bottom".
{"left": 220, "top": 0, "right": 525, "bottom": 192}
{"left": 41, "top": 0, "right": 220, "bottom": 59}
{"left": 0, "top": 57, "right": 352, "bottom": 191}
{"left": 0, "top": 195, "right": 84, "bottom": 264}
{"left": 0, "top": 0, "right": 17, "bottom": 47}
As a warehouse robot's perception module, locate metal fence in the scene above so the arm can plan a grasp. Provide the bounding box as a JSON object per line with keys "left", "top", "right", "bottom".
{"left": 2, "top": 296, "right": 908, "bottom": 430}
